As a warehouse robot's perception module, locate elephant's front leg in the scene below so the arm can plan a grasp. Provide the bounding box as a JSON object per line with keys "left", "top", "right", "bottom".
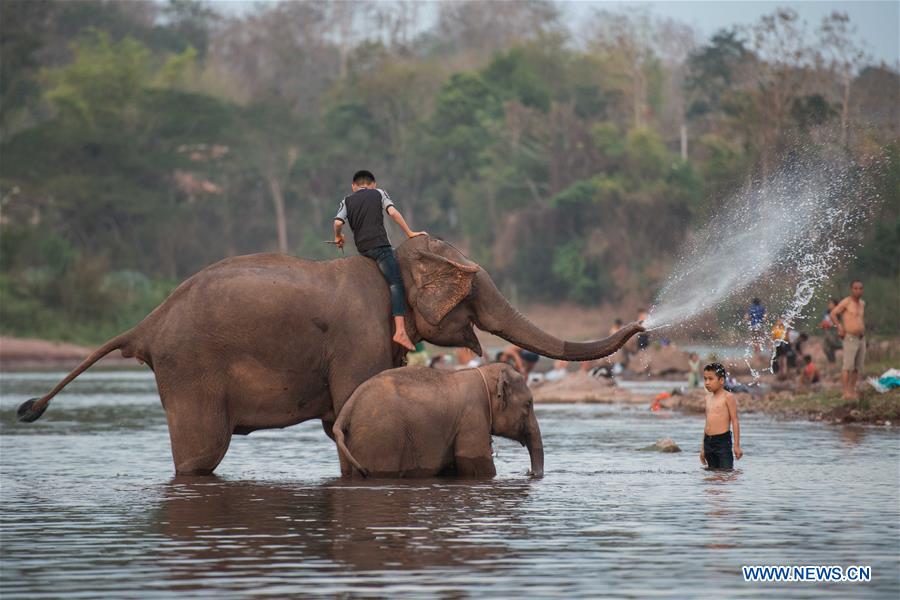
{"left": 453, "top": 428, "right": 496, "bottom": 478}
{"left": 454, "top": 454, "right": 496, "bottom": 478}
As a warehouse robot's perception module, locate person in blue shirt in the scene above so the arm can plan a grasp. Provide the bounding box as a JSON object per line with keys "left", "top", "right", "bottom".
{"left": 746, "top": 298, "right": 766, "bottom": 330}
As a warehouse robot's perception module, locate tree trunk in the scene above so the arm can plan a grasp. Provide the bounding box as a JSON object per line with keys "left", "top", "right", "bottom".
{"left": 267, "top": 176, "right": 289, "bottom": 253}
{"left": 633, "top": 62, "right": 646, "bottom": 129}
{"left": 841, "top": 77, "right": 851, "bottom": 148}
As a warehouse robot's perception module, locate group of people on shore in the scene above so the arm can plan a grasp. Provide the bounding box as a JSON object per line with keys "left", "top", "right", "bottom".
{"left": 684, "top": 283, "right": 868, "bottom": 399}
{"left": 736, "top": 283, "right": 868, "bottom": 399}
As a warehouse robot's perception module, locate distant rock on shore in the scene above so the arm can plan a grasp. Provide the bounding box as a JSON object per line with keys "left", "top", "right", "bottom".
{"left": 531, "top": 372, "right": 642, "bottom": 404}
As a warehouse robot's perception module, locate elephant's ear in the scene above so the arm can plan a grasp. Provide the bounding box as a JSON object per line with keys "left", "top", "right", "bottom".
{"left": 497, "top": 367, "right": 511, "bottom": 410}
{"left": 410, "top": 250, "right": 480, "bottom": 326}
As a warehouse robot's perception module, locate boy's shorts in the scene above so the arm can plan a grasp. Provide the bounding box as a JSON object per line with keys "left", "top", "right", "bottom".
{"left": 842, "top": 334, "right": 866, "bottom": 372}
{"left": 703, "top": 431, "right": 733, "bottom": 470}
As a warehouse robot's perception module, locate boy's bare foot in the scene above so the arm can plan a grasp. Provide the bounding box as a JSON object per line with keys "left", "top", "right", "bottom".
{"left": 393, "top": 331, "right": 416, "bottom": 351}
{"left": 392, "top": 316, "right": 416, "bottom": 351}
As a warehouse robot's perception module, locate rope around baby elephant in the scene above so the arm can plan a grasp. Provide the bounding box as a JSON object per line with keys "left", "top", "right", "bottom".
{"left": 474, "top": 366, "right": 493, "bottom": 432}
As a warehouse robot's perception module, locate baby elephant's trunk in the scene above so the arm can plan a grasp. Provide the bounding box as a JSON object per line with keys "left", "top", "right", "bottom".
{"left": 525, "top": 411, "right": 544, "bottom": 478}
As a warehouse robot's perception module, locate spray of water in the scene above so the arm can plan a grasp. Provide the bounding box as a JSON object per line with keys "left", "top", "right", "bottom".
{"left": 645, "top": 155, "right": 879, "bottom": 379}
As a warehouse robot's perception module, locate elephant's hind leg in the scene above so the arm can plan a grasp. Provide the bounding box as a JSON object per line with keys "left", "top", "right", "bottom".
{"left": 160, "top": 381, "right": 232, "bottom": 475}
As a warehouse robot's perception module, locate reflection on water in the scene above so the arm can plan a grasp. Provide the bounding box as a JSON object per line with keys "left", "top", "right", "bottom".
{"left": 702, "top": 469, "right": 741, "bottom": 550}
{"left": 1, "top": 371, "right": 898, "bottom": 597}
{"left": 840, "top": 425, "right": 868, "bottom": 446}
{"left": 155, "top": 477, "right": 530, "bottom": 580}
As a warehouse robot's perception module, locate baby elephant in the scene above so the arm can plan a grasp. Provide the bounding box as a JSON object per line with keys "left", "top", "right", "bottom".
{"left": 333, "top": 363, "right": 543, "bottom": 478}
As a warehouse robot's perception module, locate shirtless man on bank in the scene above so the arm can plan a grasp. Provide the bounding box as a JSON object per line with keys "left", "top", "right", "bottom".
{"left": 700, "top": 363, "right": 743, "bottom": 470}
{"left": 830, "top": 280, "right": 866, "bottom": 400}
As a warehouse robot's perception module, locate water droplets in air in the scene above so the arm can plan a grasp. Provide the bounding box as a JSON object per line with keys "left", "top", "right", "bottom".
{"left": 645, "top": 154, "right": 880, "bottom": 380}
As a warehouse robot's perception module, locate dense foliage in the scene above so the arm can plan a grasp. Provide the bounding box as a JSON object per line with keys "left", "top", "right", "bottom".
{"left": 1, "top": 1, "right": 897, "bottom": 343}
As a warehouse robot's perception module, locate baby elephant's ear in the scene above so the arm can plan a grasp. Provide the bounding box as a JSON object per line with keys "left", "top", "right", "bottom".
{"left": 497, "top": 367, "right": 511, "bottom": 410}
{"left": 410, "top": 250, "right": 480, "bottom": 325}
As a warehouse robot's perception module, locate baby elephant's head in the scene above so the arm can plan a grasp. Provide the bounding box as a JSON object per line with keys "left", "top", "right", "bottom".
{"left": 488, "top": 363, "right": 543, "bottom": 478}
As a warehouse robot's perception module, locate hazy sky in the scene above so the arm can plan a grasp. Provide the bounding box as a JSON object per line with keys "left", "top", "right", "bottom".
{"left": 576, "top": 1, "right": 899, "bottom": 65}
{"left": 216, "top": 0, "right": 899, "bottom": 66}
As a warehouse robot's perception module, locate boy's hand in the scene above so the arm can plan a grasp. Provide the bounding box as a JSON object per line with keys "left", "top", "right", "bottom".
{"left": 408, "top": 230, "right": 427, "bottom": 238}
{"left": 734, "top": 446, "right": 743, "bottom": 460}
{"left": 699, "top": 450, "right": 706, "bottom": 465}
{"left": 334, "top": 234, "right": 345, "bottom": 249}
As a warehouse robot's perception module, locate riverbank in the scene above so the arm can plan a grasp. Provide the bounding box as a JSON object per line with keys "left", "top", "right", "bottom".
{"left": 530, "top": 371, "right": 900, "bottom": 425}
{"left": 0, "top": 336, "right": 134, "bottom": 370}
{"left": 527, "top": 330, "right": 899, "bottom": 425}
{"left": 656, "top": 386, "right": 900, "bottom": 426}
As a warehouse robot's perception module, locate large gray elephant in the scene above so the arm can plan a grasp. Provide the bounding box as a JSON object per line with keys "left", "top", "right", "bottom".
{"left": 18, "top": 235, "right": 642, "bottom": 474}
{"left": 334, "top": 363, "right": 541, "bottom": 478}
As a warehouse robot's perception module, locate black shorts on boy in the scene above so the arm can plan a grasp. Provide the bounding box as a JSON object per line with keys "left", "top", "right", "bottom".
{"left": 703, "top": 431, "right": 734, "bottom": 469}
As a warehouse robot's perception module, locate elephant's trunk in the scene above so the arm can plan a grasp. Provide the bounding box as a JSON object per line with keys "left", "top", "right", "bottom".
{"left": 525, "top": 411, "right": 544, "bottom": 479}
{"left": 473, "top": 275, "right": 643, "bottom": 361}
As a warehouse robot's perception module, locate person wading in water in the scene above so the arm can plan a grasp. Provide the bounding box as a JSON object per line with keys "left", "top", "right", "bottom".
{"left": 700, "top": 363, "right": 743, "bottom": 470}
{"left": 334, "top": 170, "right": 425, "bottom": 351}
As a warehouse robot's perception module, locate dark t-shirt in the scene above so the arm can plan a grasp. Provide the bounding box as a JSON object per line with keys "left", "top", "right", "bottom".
{"left": 334, "top": 188, "right": 395, "bottom": 253}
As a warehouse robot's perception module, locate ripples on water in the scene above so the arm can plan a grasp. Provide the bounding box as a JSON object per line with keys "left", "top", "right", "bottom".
{"left": 1, "top": 370, "right": 898, "bottom": 598}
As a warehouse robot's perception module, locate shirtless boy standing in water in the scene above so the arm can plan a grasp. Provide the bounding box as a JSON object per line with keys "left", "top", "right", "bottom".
{"left": 830, "top": 280, "right": 866, "bottom": 400}
{"left": 700, "top": 363, "right": 743, "bottom": 470}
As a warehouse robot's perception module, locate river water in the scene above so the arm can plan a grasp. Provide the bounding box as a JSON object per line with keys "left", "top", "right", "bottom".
{"left": 1, "top": 369, "right": 898, "bottom": 598}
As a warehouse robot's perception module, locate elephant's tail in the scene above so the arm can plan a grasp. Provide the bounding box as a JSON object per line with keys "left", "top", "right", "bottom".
{"left": 333, "top": 418, "right": 369, "bottom": 478}
{"left": 17, "top": 330, "right": 137, "bottom": 423}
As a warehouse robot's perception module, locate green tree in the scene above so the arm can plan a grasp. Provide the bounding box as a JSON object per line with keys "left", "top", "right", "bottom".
{"left": 685, "top": 29, "right": 749, "bottom": 119}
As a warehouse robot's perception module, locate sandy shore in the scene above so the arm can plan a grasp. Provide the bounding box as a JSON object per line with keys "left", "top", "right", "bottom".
{"left": 531, "top": 370, "right": 899, "bottom": 426}
{"left": 0, "top": 336, "right": 135, "bottom": 370}
{"left": 530, "top": 372, "right": 644, "bottom": 404}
